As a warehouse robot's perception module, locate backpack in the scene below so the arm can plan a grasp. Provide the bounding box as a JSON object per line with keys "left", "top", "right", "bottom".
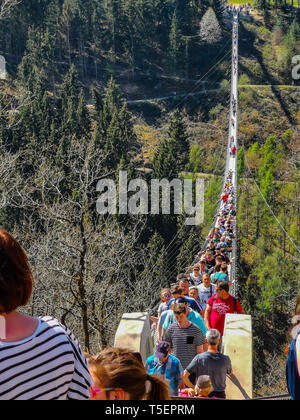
{"left": 212, "top": 272, "right": 228, "bottom": 283}
{"left": 212, "top": 295, "right": 237, "bottom": 313}
{"left": 286, "top": 325, "right": 300, "bottom": 400}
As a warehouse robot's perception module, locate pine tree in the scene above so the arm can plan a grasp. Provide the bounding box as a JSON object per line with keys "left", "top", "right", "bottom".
{"left": 94, "top": 79, "right": 134, "bottom": 171}
{"left": 167, "top": 109, "right": 189, "bottom": 172}
{"left": 152, "top": 138, "right": 178, "bottom": 180}
{"left": 168, "top": 11, "right": 183, "bottom": 75}
{"left": 77, "top": 89, "right": 91, "bottom": 139}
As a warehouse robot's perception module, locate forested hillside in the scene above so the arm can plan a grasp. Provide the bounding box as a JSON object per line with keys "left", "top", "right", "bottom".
{"left": 0, "top": 0, "right": 299, "bottom": 397}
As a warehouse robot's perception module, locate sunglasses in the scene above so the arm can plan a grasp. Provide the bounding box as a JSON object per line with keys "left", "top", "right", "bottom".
{"left": 163, "top": 293, "right": 171, "bottom": 298}
{"left": 174, "top": 311, "right": 185, "bottom": 315}
{"left": 89, "top": 386, "right": 122, "bottom": 398}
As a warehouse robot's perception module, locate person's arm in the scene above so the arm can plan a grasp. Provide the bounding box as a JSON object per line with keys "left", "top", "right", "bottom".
{"left": 204, "top": 304, "right": 212, "bottom": 330}
{"left": 236, "top": 299, "right": 244, "bottom": 314}
{"left": 196, "top": 344, "right": 204, "bottom": 354}
{"left": 157, "top": 324, "right": 162, "bottom": 342}
{"left": 226, "top": 356, "right": 233, "bottom": 376}
{"left": 182, "top": 370, "right": 195, "bottom": 389}
{"left": 164, "top": 327, "right": 172, "bottom": 351}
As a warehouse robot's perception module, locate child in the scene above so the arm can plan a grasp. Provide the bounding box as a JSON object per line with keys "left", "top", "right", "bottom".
{"left": 195, "top": 375, "right": 214, "bottom": 398}
{"left": 180, "top": 375, "right": 215, "bottom": 398}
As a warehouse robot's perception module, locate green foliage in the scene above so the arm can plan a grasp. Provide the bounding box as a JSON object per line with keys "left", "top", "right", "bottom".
{"left": 167, "top": 109, "right": 190, "bottom": 171}
{"left": 167, "top": 11, "right": 184, "bottom": 75}
{"left": 203, "top": 176, "right": 222, "bottom": 232}
{"left": 188, "top": 145, "right": 202, "bottom": 173}
{"left": 209, "top": 104, "right": 224, "bottom": 120}
{"left": 238, "top": 73, "right": 250, "bottom": 86}
{"left": 237, "top": 146, "right": 244, "bottom": 184}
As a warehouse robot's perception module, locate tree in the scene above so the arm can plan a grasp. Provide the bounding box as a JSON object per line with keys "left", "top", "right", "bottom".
{"left": 0, "top": 0, "right": 22, "bottom": 20}
{"left": 199, "top": 7, "right": 222, "bottom": 44}
{"left": 168, "top": 11, "right": 183, "bottom": 75}
{"left": 167, "top": 109, "right": 190, "bottom": 172}
{"left": 152, "top": 138, "right": 178, "bottom": 180}
{"left": 237, "top": 146, "right": 244, "bottom": 184}
{"left": 94, "top": 79, "right": 135, "bottom": 172}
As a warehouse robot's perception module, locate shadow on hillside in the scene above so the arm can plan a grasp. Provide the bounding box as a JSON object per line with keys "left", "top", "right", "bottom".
{"left": 239, "top": 21, "right": 295, "bottom": 126}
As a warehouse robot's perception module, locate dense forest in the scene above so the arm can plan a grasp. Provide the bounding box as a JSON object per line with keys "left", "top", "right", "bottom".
{"left": 0, "top": 0, "right": 299, "bottom": 397}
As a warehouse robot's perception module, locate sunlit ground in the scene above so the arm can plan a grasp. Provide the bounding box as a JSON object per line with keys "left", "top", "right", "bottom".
{"left": 227, "top": 0, "right": 254, "bottom": 4}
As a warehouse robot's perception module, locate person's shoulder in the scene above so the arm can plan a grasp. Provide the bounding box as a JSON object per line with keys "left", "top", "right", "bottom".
{"left": 146, "top": 354, "right": 155, "bottom": 364}
{"left": 222, "top": 353, "right": 232, "bottom": 364}
{"left": 39, "top": 316, "right": 80, "bottom": 347}
{"left": 167, "top": 322, "right": 178, "bottom": 331}
{"left": 207, "top": 294, "right": 217, "bottom": 304}
{"left": 39, "top": 315, "right": 67, "bottom": 332}
{"left": 189, "top": 322, "right": 202, "bottom": 332}
{"left": 190, "top": 310, "right": 202, "bottom": 320}
{"left": 169, "top": 353, "right": 181, "bottom": 364}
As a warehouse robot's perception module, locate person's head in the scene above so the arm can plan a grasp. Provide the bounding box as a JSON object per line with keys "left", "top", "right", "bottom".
{"left": 214, "top": 263, "right": 221, "bottom": 273}
{"left": 189, "top": 286, "right": 199, "bottom": 301}
{"left": 206, "top": 329, "right": 221, "bottom": 347}
{"left": 173, "top": 302, "right": 188, "bottom": 323}
{"left": 178, "top": 279, "right": 189, "bottom": 295}
{"left": 221, "top": 262, "right": 228, "bottom": 273}
{"left": 215, "top": 280, "right": 229, "bottom": 298}
{"left": 0, "top": 228, "right": 34, "bottom": 315}
{"left": 206, "top": 251, "right": 214, "bottom": 262}
{"left": 195, "top": 375, "right": 213, "bottom": 397}
{"left": 202, "top": 273, "right": 211, "bottom": 287}
{"left": 87, "top": 348, "right": 170, "bottom": 401}
{"left": 215, "top": 256, "right": 223, "bottom": 265}
{"left": 171, "top": 285, "right": 183, "bottom": 299}
{"left": 191, "top": 265, "right": 200, "bottom": 276}
{"left": 176, "top": 273, "right": 186, "bottom": 282}
{"left": 160, "top": 288, "right": 171, "bottom": 303}
{"left": 155, "top": 341, "right": 171, "bottom": 363}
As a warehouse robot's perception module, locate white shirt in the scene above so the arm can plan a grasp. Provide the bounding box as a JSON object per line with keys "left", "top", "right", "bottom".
{"left": 197, "top": 283, "right": 216, "bottom": 311}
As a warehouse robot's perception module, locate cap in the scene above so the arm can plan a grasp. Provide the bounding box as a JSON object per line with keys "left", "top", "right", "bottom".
{"left": 155, "top": 342, "right": 170, "bottom": 359}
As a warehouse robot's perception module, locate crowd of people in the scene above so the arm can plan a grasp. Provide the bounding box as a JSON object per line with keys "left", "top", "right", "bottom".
{"left": 146, "top": 167, "right": 243, "bottom": 399}
{"left": 0, "top": 220, "right": 240, "bottom": 401}
{"left": 0, "top": 150, "right": 243, "bottom": 401}
{"left": 1, "top": 7, "right": 297, "bottom": 401}
{"left": 0, "top": 220, "right": 297, "bottom": 400}
{"left": 0, "top": 66, "right": 244, "bottom": 399}
{"left": 0, "top": 9, "right": 248, "bottom": 401}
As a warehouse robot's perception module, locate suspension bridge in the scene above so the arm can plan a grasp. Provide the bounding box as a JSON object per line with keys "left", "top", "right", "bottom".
{"left": 114, "top": 10, "right": 253, "bottom": 400}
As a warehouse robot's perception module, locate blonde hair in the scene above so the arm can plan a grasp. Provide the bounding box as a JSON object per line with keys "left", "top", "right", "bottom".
{"left": 160, "top": 288, "right": 171, "bottom": 303}
{"left": 87, "top": 347, "right": 170, "bottom": 400}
